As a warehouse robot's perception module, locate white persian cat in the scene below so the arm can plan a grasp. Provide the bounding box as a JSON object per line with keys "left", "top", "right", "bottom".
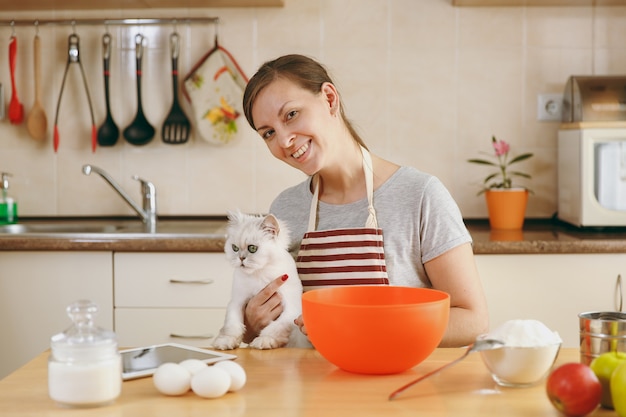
{"left": 212, "top": 210, "right": 307, "bottom": 350}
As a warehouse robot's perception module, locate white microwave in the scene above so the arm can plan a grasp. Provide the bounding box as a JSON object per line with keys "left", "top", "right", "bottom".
{"left": 558, "top": 128, "right": 626, "bottom": 227}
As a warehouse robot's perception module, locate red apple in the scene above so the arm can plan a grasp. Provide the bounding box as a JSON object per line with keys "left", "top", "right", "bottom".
{"left": 546, "top": 362, "right": 602, "bottom": 417}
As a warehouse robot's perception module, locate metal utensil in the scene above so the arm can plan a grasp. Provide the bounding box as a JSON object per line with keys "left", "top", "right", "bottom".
{"left": 96, "top": 33, "right": 119, "bottom": 146}
{"left": 26, "top": 33, "right": 47, "bottom": 141}
{"left": 388, "top": 338, "right": 504, "bottom": 400}
{"left": 53, "top": 33, "right": 97, "bottom": 153}
{"left": 8, "top": 35, "right": 24, "bottom": 125}
{"left": 123, "top": 33, "right": 155, "bottom": 146}
{"left": 162, "top": 31, "right": 191, "bottom": 144}
{"left": 0, "top": 83, "right": 4, "bottom": 120}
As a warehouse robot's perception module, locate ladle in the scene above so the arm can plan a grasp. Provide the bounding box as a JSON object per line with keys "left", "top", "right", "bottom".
{"left": 123, "top": 34, "right": 155, "bottom": 146}
{"left": 26, "top": 34, "right": 47, "bottom": 141}
{"left": 96, "top": 33, "right": 119, "bottom": 146}
{"left": 388, "top": 338, "right": 504, "bottom": 400}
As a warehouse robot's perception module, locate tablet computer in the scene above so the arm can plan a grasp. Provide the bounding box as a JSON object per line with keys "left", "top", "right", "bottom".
{"left": 120, "top": 343, "right": 237, "bottom": 380}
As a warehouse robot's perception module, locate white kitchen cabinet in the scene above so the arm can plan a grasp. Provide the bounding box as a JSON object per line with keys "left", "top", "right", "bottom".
{"left": 453, "top": 0, "right": 625, "bottom": 6}
{"left": 114, "top": 252, "right": 232, "bottom": 348}
{"left": 0, "top": 0, "right": 283, "bottom": 11}
{"left": 476, "top": 254, "right": 624, "bottom": 348}
{"left": 0, "top": 251, "right": 113, "bottom": 379}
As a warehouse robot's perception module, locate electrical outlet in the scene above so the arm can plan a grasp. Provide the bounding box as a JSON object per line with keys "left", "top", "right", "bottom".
{"left": 537, "top": 93, "right": 563, "bottom": 122}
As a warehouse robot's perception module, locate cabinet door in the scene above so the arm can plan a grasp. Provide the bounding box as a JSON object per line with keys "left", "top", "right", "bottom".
{"left": 115, "top": 308, "right": 226, "bottom": 348}
{"left": 114, "top": 252, "right": 232, "bottom": 308}
{"left": 113, "top": 252, "right": 233, "bottom": 348}
{"left": 0, "top": 251, "right": 113, "bottom": 379}
{"left": 476, "top": 254, "right": 623, "bottom": 348}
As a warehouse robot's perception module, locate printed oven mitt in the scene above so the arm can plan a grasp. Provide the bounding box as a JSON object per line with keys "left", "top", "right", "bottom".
{"left": 183, "top": 44, "right": 248, "bottom": 145}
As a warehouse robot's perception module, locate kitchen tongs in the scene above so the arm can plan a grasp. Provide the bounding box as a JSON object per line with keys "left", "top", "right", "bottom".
{"left": 53, "top": 33, "right": 97, "bottom": 153}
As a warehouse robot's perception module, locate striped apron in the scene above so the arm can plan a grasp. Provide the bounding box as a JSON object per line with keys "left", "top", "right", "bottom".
{"left": 296, "top": 147, "right": 390, "bottom": 291}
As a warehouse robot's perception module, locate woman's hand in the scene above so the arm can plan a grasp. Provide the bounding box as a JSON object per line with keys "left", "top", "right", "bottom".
{"left": 294, "top": 315, "right": 308, "bottom": 336}
{"left": 242, "top": 274, "right": 288, "bottom": 343}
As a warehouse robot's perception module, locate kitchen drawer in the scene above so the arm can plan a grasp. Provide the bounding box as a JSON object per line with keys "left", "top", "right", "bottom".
{"left": 114, "top": 252, "right": 232, "bottom": 308}
{"left": 115, "top": 308, "right": 225, "bottom": 348}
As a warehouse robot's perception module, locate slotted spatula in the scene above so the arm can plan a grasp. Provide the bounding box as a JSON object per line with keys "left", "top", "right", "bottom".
{"left": 162, "top": 32, "right": 190, "bottom": 144}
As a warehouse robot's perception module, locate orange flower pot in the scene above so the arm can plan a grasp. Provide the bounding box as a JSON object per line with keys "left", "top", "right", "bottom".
{"left": 484, "top": 189, "right": 529, "bottom": 230}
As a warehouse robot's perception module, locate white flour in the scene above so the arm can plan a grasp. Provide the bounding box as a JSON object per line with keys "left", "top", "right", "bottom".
{"left": 487, "top": 319, "right": 562, "bottom": 347}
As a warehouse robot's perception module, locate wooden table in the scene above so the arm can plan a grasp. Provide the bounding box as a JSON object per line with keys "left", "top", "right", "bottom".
{"left": 0, "top": 347, "right": 615, "bottom": 416}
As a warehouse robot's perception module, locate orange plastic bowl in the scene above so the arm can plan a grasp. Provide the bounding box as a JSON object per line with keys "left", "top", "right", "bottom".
{"left": 301, "top": 286, "right": 450, "bottom": 375}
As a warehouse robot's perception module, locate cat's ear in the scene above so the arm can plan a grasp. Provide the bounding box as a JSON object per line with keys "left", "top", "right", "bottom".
{"left": 227, "top": 209, "right": 244, "bottom": 225}
{"left": 261, "top": 214, "right": 280, "bottom": 237}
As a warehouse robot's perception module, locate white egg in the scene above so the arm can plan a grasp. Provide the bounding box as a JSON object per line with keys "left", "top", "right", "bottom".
{"left": 191, "top": 366, "right": 231, "bottom": 399}
{"left": 153, "top": 363, "right": 191, "bottom": 396}
{"left": 179, "top": 359, "right": 208, "bottom": 375}
{"left": 214, "top": 360, "right": 247, "bottom": 392}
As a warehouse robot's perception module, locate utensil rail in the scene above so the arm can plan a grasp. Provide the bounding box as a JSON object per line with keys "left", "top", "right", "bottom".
{"left": 0, "top": 17, "right": 219, "bottom": 27}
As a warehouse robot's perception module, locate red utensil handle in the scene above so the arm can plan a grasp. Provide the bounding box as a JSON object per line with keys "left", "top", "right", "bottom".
{"left": 53, "top": 126, "right": 60, "bottom": 153}
{"left": 91, "top": 125, "right": 97, "bottom": 153}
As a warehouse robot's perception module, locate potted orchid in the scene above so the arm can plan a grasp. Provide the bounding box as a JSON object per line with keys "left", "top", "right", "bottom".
{"left": 468, "top": 136, "right": 533, "bottom": 229}
{"left": 468, "top": 136, "right": 534, "bottom": 195}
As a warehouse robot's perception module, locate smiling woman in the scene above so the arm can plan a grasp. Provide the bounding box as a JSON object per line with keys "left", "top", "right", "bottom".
{"left": 239, "top": 54, "right": 489, "bottom": 348}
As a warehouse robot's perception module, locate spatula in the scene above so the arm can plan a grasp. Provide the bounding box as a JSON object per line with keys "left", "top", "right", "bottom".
{"left": 161, "top": 32, "right": 190, "bottom": 144}
{"left": 8, "top": 35, "right": 24, "bottom": 125}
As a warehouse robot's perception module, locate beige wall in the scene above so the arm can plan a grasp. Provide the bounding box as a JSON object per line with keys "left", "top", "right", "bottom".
{"left": 0, "top": 0, "right": 625, "bottom": 219}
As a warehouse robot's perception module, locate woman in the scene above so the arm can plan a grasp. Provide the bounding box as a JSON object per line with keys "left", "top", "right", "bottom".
{"left": 241, "top": 54, "right": 488, "bottom": 347}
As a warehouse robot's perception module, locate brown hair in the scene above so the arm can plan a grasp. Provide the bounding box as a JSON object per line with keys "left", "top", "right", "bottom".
{"left": 242, "top": 54, "right": 367, "bottom": 150}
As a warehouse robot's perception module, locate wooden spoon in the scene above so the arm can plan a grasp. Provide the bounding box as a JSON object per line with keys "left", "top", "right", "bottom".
{"left": 26, "top": 34, "right": 47, "bottom": 141}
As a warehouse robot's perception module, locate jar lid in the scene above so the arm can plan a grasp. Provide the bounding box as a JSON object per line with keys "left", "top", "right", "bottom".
{"left": 50, "top": 300, "right": 117, "bottom": 361}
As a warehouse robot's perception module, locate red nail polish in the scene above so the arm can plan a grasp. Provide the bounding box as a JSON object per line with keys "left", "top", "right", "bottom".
{"left": 281, "top": 274, "right": 289, "bottom": 281}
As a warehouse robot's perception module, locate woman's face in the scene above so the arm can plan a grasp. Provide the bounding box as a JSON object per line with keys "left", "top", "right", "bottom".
{"left": 251, "top": 77, "right": 340, "bottom": 176}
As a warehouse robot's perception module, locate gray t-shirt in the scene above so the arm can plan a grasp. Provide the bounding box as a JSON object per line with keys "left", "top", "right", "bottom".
{"left": 269, "top": 166, "right": 471, "bottom": 288}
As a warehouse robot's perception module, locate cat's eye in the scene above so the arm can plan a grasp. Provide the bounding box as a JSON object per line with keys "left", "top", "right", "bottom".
{"left": 231, "top": 244, "right": 239, "bottom": 252}
{"left": 248, "top": 245, "right": 258, "bottom": 253}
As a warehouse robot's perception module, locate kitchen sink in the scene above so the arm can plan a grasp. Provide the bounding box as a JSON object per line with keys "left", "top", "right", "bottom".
{"left": 0, "top": 218, "right": 228, "bottom": 237}
{"left": 0, "top": 223, "right": 123, "bottom": 234}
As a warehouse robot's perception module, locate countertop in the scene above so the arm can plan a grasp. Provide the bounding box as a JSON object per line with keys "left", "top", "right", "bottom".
{"left": 0, "top": 347, "right": 613, "bottom": 417}
{"left": 467, "top": 219, "right": 626, "bottom": 254}
{"left": 2, "top": 217, "right": 626, "bottom": 254}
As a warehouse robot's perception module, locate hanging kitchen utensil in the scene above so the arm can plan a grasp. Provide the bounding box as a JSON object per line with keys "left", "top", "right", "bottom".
{"left": 0, "top": 84, "right": 5, "bottom": 120}
{"left": 96, "top": 33, "right": 119, "bottom": 146}
{"left": 123, "top": 33, "right": 155, "bottom": 146}
{"left": 8, "top": 34, "right": 24, "bottom": 125}
{"left": 26, "top": 30, "right": 47, "bottom": 141}
{"left": 182, "top": 34, "right": 247, "bottom": 145}
{"left": 53, "top": 33, "right": 97, "bottom": 153}
{"left": 162, "top": 31, "right": 190, "bottom": 144}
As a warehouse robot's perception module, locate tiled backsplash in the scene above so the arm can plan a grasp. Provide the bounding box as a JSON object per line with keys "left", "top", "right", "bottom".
{"left": 0, "top": 0, "right": 625, "bottom": 219}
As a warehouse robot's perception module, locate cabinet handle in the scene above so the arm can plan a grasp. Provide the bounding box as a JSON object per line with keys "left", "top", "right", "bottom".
{"left": 169, "top": 279, "right": 214, "bottom": 285}
{"left": 169, "top": 333, "right": 214, "bottom": 340}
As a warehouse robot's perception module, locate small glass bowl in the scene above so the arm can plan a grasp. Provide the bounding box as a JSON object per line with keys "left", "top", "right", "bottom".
{"left": 479, "top": 342, "right": 561, "bottom": 387}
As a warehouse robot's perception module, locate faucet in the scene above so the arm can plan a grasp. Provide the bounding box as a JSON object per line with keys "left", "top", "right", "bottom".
{"left": 82, "top": 164, "right": 157, "bottom": 229}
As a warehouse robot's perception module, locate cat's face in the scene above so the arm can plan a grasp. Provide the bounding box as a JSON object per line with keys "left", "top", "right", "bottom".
{"left": 224, "top": 212, "right": 287, "bottom": 274}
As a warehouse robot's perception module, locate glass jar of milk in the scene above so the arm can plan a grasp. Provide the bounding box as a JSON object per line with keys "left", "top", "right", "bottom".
{"left": 48, "top": 300, "right": 122, "bottom": 408}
